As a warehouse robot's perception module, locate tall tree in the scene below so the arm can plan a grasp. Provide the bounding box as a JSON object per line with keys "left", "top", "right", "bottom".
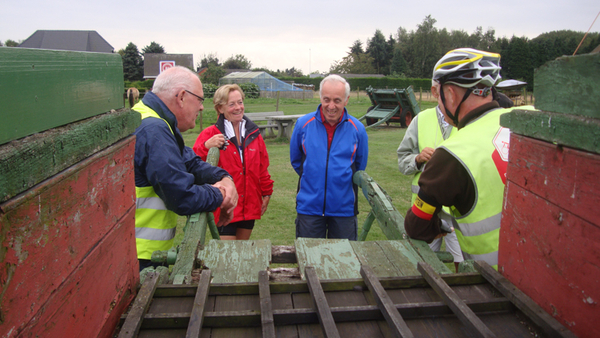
{"left": 198, "top": 53, "right": 221, "bottom": 70}
{"left": 410, "top": 15, "right": 441, "bottom": 78}
{"left": 349, "top": 40, "right": 364, "bottom": 55}
{"left": 390, "top": 47, "right": 408, "bottom": 76}
{"left": 200, "top": 64, "right": 225, "bottom": 85}
{"left": 222, "top": 54, "right": 252, "bottom": 69}
{"left": 501, "top": 36, "right": 532, "bottom": 85}
{"left": 122, "top": 42, "right": 144, "bottom": 81}
{"left": 142, "top": 41, "right": 165, "bottom": 54}
{"left": 366, "top": 29, "right": 389, "bottom": 74}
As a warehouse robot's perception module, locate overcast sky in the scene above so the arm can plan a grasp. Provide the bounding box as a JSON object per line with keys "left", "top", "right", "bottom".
{"left": 2, "top": 1, "right": 598, "bottom": 74}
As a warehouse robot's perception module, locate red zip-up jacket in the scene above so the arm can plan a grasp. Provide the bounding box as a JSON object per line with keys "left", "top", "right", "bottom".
{"left": 193, "top": 115, "right": 274, "bottom": 224}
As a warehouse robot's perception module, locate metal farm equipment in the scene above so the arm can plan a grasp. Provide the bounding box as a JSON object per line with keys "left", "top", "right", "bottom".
{"left": 360, "top": 85, "right": 421, "bottom": 128}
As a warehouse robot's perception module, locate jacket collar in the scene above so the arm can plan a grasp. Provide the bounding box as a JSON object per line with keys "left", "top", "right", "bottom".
{"left": 141, "top": 91, "right": 186, "bottom": 153}
{"left": 142, "top": 91, "right": 179, "bottom": 132}
{"left": 314, "top": 104, "right": 349, "bottom": 124}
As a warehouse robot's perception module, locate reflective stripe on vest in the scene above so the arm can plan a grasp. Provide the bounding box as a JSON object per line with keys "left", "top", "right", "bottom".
{"left": 133, "top": 101, "right": 178, "bottom": 260}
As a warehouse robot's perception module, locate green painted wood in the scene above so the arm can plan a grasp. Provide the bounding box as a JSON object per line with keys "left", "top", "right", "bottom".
{"left": 407, "top": 239, "right": 452, "bottom": 274}
{"left": 295, "top": 238, "right": 362, "bottom": 280}
{"left": 350, "top": 241, "right": 401, "bottom": 277}
{"left": 197, "top": 239, "right": 272, "bottom": 283}
{"left": 376, "top": 240, "right": 424, "bottom": 276}
{"left": 500, "top": 109, "right": 600, "bottom": 155}
{"left": 353, "top": 171, "right": 405, "bottom": 240}
{"left": 171, "top": 213, "right": 209, "bottom": 284}
{"left": 534, "top": 53, "right": 600, "bottom": 119}
{"left": 0, "top": 109, "right": 140, "bottom": 202}
{"left": 358, "top": 211, "right": 375, "bottom": 241}
{"left": 0, "top": 48, "right": 124, "bottom": 145}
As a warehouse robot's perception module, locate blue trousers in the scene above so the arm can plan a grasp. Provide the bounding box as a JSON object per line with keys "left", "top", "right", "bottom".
{"left": 295, "top": 214, "right": 357, "bottom": 240}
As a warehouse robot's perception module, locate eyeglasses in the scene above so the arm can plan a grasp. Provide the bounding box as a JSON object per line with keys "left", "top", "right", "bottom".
{"left": 177, "top": 89, "right": 205, "bottom": 103}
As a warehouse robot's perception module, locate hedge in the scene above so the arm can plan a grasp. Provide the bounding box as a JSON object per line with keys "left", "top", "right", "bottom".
{"left": 278, "top": 76, "right": 432, "bottom": 92}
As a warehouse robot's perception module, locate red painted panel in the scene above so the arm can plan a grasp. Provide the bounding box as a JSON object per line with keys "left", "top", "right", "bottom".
{"left": 0, "top": 137, "right": 138, "bottom": 338}
{"left": 500, "top": 134, "right": 600, "bottom": 338}
{"left": 506, "top": 134, "right": 600, "bottom": 226}
{"left": 19, "top": 208, "right": 138, "bottom": 338}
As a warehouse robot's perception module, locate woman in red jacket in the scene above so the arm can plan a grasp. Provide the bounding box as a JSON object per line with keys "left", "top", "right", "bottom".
{"left": 193, "top": 84, "right": 274, "bottom": 240}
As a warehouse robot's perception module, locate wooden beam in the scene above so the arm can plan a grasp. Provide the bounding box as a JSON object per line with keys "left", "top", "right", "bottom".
{"left": 474, "top": 261, "right": 578, "bottom": 338}
{"left": 360, "top": 265, "right": 414, "bottom": 338}
{"left": 272, "top": 245, "right": 296, "bottom": 263}
{"left": 258, "top": 270, "right": 276, "bottom": 338}
{"left": 418, "top": 262, "right": 496, "bottom": 338}
{"left": 185, "top": 269, "right": 212, "bottom": 338}
{"left": 130, "top": 298, "right": 514, "bottom": 329}
{"left": 149, "top": 273, "right": 486, "bottom": 297}
{"left": 305, "top": 266, "right": 341, "bottom": 338}
{"left": 118, "top": 271, "right": 160, "bottom": 338}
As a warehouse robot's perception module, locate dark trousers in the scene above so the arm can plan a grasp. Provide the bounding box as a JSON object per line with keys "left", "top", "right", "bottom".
{"left": 295, "top": 214, "right": 357, "bottom": 240}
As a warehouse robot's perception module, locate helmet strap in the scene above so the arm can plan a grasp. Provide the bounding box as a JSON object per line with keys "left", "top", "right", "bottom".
{"left": 439, "top": 83, "right": 471, "bottom": 127}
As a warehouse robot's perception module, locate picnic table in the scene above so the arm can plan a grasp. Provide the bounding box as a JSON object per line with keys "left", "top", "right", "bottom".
{"left": 268, "top": 114, "right": 306, "bottom": 138}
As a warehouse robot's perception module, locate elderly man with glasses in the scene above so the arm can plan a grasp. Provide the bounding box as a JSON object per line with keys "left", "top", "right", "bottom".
{"left": 132, "top": 66, "right": 238, "bottom": 272}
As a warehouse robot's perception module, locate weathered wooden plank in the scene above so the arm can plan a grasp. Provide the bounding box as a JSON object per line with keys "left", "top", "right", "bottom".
{"left": 376, "top": 240, "right": 423, "bottom": 276}
{"left": 418, "top": 262, "right": 496, "bottom": 338}
{"left": 198, "top": 239, "right": 272, "bottom": 283}
{"left": 171, "top": 212, "right": 210, "bottom": 284}
{"left": 0, "top": 109, "right": 140, "bottom": 202}
{"left": 353, "top": 171, "right": 406, "bottom": 240}
{"left": 533, "top": 52, "right": 600, "bottom": 119}
{"left": 505, "top": 133, "right": 600, "bottom": 225}
{"left": 258, "top": 270, "right": 276, "bottom": 338}
{"left": 119, "top": 272, "right": 160, "bottom": 338}
{"left": 499, "top": 109, "right": 600, "bottom": 155}
{"left": 305, "top": 266, "right": 341, "bottom": 338}
{"left": 0, "top": 137, "right": 138, "bottom": 338}
{"left": 475, "top": 261, "right": 578, "bottom": 338}
{"left": 149, "top": 273, "right": 486, "bottom": 298}
{"left": 132, "top": 297, "right": 514, "bottom": 329}
{"left": 272, "top": 245, "right": 297, "bottom": 263}
{"left": 0, "top": 48, "right": 124, "bottom": 145}
{"left": 295, "top": 238, "right": 361, "bottom": 280}
{"left": 185, "top": 270, "right": 212, "bottom": 338}
{"left": 407, "top": 239, "right": 453, "bottom": 274}
{"left": 358, "top": 210, "right": 376, "bottom": 241}
{"left": 361, "top": 265, "right": 414, "bottom": 338}
{"left": 350, "top": 241, "right": 405, "bottom": 277}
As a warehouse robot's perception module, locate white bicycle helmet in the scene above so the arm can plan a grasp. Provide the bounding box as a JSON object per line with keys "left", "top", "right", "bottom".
{"left": 433, "top": 48, "right": 501, "bottom": 88}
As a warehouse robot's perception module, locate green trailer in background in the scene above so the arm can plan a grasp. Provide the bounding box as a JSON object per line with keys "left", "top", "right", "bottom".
{"left": 359, "top": 85, "right": 421, "bottom": 128}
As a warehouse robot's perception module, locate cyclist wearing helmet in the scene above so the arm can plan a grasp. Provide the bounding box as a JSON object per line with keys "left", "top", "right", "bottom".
{"left": 403, "top": 48, "right": 535, "bottom": 269}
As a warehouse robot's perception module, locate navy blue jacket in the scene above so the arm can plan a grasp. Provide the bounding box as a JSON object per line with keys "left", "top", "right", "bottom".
{"left": 133, "top": 92, "right": 229, "bottom": 215}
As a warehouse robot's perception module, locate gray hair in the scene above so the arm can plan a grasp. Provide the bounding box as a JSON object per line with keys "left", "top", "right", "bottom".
{"left": 320, "top": 74, "right": 350, "bottom": 100}
{"left": 152, "top": 66, "right": 199, "bottom": 97}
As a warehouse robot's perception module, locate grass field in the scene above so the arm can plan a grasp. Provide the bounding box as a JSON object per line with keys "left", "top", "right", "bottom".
{"left": 175, "top": 96, "right": 437, "bottom": 246}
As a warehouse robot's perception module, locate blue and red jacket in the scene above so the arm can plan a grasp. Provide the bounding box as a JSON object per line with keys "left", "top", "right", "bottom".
{"left": 290, "top": 105, "right": 368, "bottom": 217}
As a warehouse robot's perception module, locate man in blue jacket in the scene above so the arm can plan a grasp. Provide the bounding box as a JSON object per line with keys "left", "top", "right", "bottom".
{"left": 290, "top": 75, "right": 369, "bottom": 240}
{"left": 133, "top": 66, "right": 238, "bottom": 271}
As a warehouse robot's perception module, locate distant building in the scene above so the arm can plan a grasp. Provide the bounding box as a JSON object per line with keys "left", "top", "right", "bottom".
{"left": 19, "top": 30, "right": 114, "bottom": 53}
{"left": 143, "top": 53, "right": 194, "bottom": 79}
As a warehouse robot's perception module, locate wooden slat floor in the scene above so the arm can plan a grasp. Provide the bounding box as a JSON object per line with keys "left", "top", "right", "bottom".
{"left": 133, "top": 277, "right": 543, "bottom": 337}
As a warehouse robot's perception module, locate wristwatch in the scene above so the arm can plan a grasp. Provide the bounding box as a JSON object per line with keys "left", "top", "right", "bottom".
{"left": 222, "top": 174, "right": 234, "bottom": 182}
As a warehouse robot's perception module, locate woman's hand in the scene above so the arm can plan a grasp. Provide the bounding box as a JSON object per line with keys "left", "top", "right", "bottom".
{"left": 261, "top": 195, "right": 271, "bottom": 215}
{"left": 205, "top": 134, "right": 227, "bottom": 149}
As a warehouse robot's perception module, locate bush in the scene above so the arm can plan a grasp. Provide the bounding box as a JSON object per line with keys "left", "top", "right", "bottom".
{"left": 203, "top": 83, "right": 218, "bottom": 98}
{"left": 239, "top": 83, "right": 260, "bottom": 99}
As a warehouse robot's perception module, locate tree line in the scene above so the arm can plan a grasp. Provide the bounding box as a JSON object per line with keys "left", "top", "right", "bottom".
{"left": 330, "top": 15, "right": 600, "bottom": 89}
{"left": 113, "top": 14, "right": 600, "bottom": 90}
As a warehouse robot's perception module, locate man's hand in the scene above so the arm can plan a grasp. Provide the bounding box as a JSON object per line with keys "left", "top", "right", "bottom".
{"left": 212, "top": 176, "right": 238, "bottom": 214}
{"left": 415, "top": 147, "right": 435, "bottom": 165}
{"left": 217, "top": 207, "right": 234, "bottom": 227}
